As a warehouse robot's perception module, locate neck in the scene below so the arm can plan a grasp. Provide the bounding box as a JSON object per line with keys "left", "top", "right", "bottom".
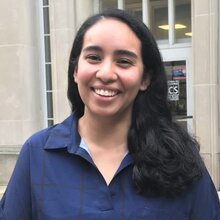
{"left": 78, "top": 110, "right": 131, "bottom": 150}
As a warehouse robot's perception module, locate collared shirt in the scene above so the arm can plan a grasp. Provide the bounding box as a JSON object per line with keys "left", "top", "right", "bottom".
{"left": 0, "top": 113, "right": 220, "bottom": 220}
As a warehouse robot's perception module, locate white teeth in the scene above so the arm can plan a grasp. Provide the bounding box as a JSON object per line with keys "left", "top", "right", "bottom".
{"left": 94, "top": 88, "right": 117, "bottom": 97}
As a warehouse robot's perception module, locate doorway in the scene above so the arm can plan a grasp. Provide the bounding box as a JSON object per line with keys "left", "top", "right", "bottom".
{"left": 161, "top": 47, "right": 193, "bottom": 131}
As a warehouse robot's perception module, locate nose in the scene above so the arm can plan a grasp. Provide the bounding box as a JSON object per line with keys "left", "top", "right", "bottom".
{"left": 96, "top": 60, "right": 117, "bottom": 83}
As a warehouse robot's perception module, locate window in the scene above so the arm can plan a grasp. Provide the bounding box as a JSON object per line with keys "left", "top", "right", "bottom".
{"left": 150, "top": 0, "right": 169, "bottom": 43}
{"left": 175, "top": 0, "right": 191, "bottom": 43}
{"left": 42, "top": 1, "right": 54, "bottom": 126}
{"left": 124, "top": 0, "right": 142, "bottom": 21}
{"left": 99, "top": 0, "right": 117, "bottom": 10}
{"left": 99, "top": 0, "right": 192, "bottom": 45}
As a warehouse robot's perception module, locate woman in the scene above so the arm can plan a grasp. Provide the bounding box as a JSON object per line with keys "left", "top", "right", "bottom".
{"left": 1, "top": 9, "right": 220, "bottom": 220}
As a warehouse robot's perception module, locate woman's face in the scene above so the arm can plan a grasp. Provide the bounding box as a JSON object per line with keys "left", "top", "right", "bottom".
{"left": 74, "top": 18, "right": 149, "bottom": 119}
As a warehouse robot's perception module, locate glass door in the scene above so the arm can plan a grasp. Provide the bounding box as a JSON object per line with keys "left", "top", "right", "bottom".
{"left": 161, "top": 48, "right": 193, "bottom": 131}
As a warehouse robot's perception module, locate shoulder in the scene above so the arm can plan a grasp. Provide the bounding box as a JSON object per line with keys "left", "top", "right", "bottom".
{"left": 186, "top": 169, "right": 220, "bottom": 219}
{"left": 21, "top": 114, "right": 77, "bottom": 153}
{"left": 191, "top": 169, "right": 218, "bottom": 195}
{"left": 197, "top": 170, "right": 220, "bottom": 205}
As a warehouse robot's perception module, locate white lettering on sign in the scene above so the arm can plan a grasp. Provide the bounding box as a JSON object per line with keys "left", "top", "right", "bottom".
{"left": 168, "top": 80, "right": 179, "bottom": 101}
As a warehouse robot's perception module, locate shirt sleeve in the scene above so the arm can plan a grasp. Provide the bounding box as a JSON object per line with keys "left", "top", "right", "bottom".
{"left": 190, "top": 169, "right": 220, "bottom": 220}
{"left": 0, "top": 141, "right": 32, "bottom": 220}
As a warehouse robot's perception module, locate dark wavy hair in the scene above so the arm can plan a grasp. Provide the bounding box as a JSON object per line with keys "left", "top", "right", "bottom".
{"left": 67, "top": 9, "right": 205, "bottom": 197}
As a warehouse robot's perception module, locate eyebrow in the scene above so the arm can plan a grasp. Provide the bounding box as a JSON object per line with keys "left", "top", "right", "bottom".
{"left": 82, "top": 45, "right": 102, "bottom": 53}
{"left": 82, "top": 46, "right": 138, "bottom": 59}
{"left": 114, "top": 50, "right": 138, "bottom": 59}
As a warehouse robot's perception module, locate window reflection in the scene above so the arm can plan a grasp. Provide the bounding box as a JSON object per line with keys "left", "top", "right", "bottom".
{"left": 124, "top": 0, "right": 142, "bottom": 21}
{"left": 150, "top": 0, "right": 169, "bottom": 43}
{"left": 99, "top": 0, "right": 117, "bottom": 10}
{"left": 175, "top": 0, "right": 191, "bottom": 43}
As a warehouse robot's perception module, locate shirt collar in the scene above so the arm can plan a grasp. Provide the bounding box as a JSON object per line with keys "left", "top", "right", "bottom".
{"left": 43, "top": 112, "right": 134, "bottom": 167}
{"left": 44, "top": 112, "right": 81, "bottom": 154}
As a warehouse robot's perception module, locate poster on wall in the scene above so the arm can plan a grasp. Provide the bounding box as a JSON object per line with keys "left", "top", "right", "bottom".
{"left": 172, "top": 65, "right": 186, "bottom": 80}
{"left": 168, "top": 80, "right": 179, "bottom": 101}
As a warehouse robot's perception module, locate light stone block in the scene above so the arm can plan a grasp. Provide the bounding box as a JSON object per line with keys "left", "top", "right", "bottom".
{"left": 0, "top": 45, "right": 43, "bottom": 121}
{"left": 0, "top": 0, "right": 38, "bottom": 46}
{"left": 53, "top": 90, "right": 71, "bottom": 124}
{"left": 193, "top": 16, "right": 210, "bottom": 85}
{"left": 193, "top": 0, "right": 210, "bottom": 15}
{"left": 50, "top": 29, "right": 75, "bottom": 122}
{"left": 201, "top": 153, "right": 212, "bottom": 175}
{"left": 0, "top": 153, "right": 18, "bottom": 185}
{"left": 50, "top": 29, "right": 74, "bottom": 91}
{"left": 0, "top": 150, "right": 19, "bottom": 199}
{"left": 50, "top": 0, "right": 75, "bottom": 30}
{"left": 209, "top": 0, "right": 218, "bottom": 14}
{"left": 0, "top": 119, "right": 42, "bottom": 147}
{"left": 75, "top": 0, "right": 95, "bottom": 28}
{"left": 194, "top": 85, "right": 211, "bottom": 153}
{"left": 0, "top": 121, "right": 24, "bottom": 146}
{"left": 0, "top": 46, "right": 26, "bottom": 120}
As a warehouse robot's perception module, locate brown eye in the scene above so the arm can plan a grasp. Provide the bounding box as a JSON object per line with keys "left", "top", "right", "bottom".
{"left": 86, "top": 54, "right": 101, "bottom": 64}
{"left": 116, "top": 58, "right": 134, "bottom": 68}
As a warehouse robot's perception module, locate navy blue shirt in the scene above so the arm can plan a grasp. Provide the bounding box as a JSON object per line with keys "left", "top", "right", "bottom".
{"left": 1, "top": 113, "right": 220, "bottom": 220}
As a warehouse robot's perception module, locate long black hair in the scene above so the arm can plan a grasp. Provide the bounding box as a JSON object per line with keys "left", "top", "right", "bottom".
{"left": 67, "top": 9, "right": 205, "bottom": 197}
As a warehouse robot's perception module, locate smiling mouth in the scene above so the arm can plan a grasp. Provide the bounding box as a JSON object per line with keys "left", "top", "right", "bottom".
{"left": 93, "top": 88, "right": 118, "bottom": 97}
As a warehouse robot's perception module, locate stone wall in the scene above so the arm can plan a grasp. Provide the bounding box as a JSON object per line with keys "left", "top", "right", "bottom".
{"left": 192, "top": 0, "right": 220, "bottom": 189}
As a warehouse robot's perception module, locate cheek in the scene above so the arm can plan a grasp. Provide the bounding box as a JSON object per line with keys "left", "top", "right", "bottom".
{"left": 75, "top": 65, "right": 95, "bottom": 84}
{"left": 119, "top": 64, "right": 144, "bottom": 89}
{"left": 121, "top": 73, "right": 144, "bottom": 92}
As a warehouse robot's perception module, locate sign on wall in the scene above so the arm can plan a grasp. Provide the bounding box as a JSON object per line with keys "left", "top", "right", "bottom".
{"left": 168, "top": 80, "right": 179, "bottom": 101}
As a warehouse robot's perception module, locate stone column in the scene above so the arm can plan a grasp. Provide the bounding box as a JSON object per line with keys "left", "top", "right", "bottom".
{"left": 49, "top": 0, "right": 95, "bottom": 123}
{"left": 49, "top": 0, "right": 76, "bottom": 123}
{"left": 0, "top": 0, "right": 46, "bottom": 196}
{"left": 192, "top": 0, "right": 220, "bottom": 189}
{"left": 75, "top": 0, "right": 95, "bottom": 28}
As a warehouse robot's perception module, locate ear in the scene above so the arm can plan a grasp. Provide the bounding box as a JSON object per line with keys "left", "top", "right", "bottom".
{"left": 73, "top": 70, "right": 78, "bottom": 83}
{"left": 139, "top": 75, "right": 150, "bottom": 91}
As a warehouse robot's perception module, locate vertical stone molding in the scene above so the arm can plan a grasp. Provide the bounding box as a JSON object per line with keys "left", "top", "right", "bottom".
{"left": 192, "top": 0, "right": 220, "bottom": 190}
{"left": 49, "top": 0, "right": 78, "bottom": 123}
{"left": 48, "top": 0, "right": 95, "bottom": 123}
{"left": 0, "top": 0, "right": 46, "bottom": 191}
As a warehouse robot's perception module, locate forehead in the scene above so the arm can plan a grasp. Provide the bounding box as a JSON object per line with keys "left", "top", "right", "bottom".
{"left": 82, "top": 18, "right": 141, "bottom": 51}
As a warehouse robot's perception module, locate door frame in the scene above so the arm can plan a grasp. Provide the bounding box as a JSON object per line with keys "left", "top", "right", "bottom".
{"left": 160, "top": 47, "right": 193, "bottom": 132}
